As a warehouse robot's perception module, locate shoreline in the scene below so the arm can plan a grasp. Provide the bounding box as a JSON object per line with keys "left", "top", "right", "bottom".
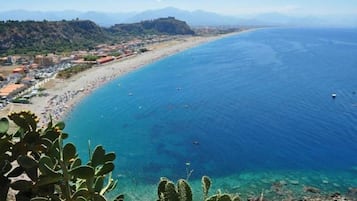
{"left": 0, "top": 32, "right": 240, "bottom": 123}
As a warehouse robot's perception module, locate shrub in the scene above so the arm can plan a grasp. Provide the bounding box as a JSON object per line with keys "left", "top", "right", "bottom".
{"left": 83, "top": 55, "right": 100, "bottom": 61}
{"left": 57, "top": 64, "right": 92, "bottom": 79}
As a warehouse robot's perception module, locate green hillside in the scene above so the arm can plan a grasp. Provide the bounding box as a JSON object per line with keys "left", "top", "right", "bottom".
{"left": 107, "top": 17, "right": 195, "bottom": 36}
{"left": 0, "top": 20, "right": 108, "bottom": 55}
{"left": 0, "top": 17, "right": 195, "bottom": 56}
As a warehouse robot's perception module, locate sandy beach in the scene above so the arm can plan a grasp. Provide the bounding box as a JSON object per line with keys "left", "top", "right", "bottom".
{"left": 0, "top": 33, "right": 235, "bottom": 124}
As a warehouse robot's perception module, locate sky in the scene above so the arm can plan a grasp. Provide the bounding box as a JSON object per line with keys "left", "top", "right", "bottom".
{"left": 1, "top": 0, "right": 357, "bottom": 17}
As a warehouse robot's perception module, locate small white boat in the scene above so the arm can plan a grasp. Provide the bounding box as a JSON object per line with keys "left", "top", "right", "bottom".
{"left": 332, "top": 93, "right": 337, "bottom": 98}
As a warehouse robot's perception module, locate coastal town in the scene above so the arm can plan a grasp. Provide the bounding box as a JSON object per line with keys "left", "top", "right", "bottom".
{"left": 0, "top": 17, "right": 243, "bottom": 119}
{"left": 0, "top": 33, "right": 228, "bottom": 124}
{"left": 1, "top": 1, "right": 357, "bottom": 200}
{"left": 0, "top": 35, "right": 184, "bottom": 110}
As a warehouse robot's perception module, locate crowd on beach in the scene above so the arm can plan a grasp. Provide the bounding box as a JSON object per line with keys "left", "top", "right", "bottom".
{"left": 5, "top": 35, "right": 225, "bottom": 125}
{"left": 36, "top": 55, "right": 150, "bottom": 124}
{"left": 38, "top": 73, "right": 118, "bottom": 124}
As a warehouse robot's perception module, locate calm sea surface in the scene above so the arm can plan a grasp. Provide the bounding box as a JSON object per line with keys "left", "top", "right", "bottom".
{"left": 65, "top": 28, "right": 357, "bottom": 200}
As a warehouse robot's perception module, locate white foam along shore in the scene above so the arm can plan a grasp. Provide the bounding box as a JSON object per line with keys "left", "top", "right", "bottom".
{"left": 1, "top": 32, "right": 241, "bottom": 124}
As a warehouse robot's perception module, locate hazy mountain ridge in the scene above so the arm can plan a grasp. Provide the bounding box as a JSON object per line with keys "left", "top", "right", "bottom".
{"left": 0, "top": 8, "right": 257, "bottom": 26}
{"left": 0, "top": 10, "right": 135, "bottom": 27}
{"left": 125, "top": 7, "right": 241, "bottom": 26}
{"left": 1, "top": 7, "right": 356, "bottom": 27}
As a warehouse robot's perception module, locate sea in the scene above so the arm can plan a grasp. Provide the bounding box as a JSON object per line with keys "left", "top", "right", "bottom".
{"left": 65, "top": 28, "right": 357, "bottom": 200}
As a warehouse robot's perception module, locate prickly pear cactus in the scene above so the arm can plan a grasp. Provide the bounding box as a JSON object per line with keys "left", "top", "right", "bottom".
{"left": 158, "top": 177, "right": 169, "bottom": 200}
{"left": 205, "top": 193, "right": 241, "bottom": 201}
{"left": 166, "top": 181, "right": 180, "bottom": 201}
{"left": 178, "top": 179, "right": 192, "bottom": 201}
{"left": 157, "top": 177, "right": 193, "bottom": 201}
{"left": 0, "top": 111, "right": 123, "bottom": 201}
{"left": 0, "top": 117, "right": 11, "bottom": 201}
{"left": 202, "top": 175, "right": 211, "bottom": 199}
{"left": 231, "top": 196, "right": 241, "bottom": 201}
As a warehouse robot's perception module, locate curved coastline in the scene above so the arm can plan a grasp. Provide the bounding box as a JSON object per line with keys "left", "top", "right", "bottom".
{"left": 0, "top": 32, "right": 244, "bottom": 123}
{"left": 61, "top": 27, "right": 357, "bottom": 201}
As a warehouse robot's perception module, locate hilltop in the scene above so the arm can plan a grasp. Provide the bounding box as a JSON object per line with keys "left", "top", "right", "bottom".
{"left": 0, "top": 17, "right": 195, "bottom": 56}
{"left": 107, "top": 17, "right": 194, "bottom": 36}
{"left": 0, "top": 20, "right": 108, "bottom": 55}
{"left": 2, "top": 7, "right": 355, "bottom": 27}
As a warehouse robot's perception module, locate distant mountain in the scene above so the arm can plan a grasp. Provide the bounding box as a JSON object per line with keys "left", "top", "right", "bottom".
{"left": 125, "top": 7, "right": 241, "bottom": 26}
{"left": 127, "top": 7, "right": 353, "bottom": 27}
{"left": 78, "top": 11, "right": 132, "bottom": 27}
{"left": 0, "top": 10, "right": 135, "bottom": 27}
{"left": 0, "top": 10, "right": 81, "bottom": 21}
{"left": 1, "top": 8, "right": 356, "bottom": 27}
{"left": 131, "top": 7, "right": 321, "bottom": 27}
{"left": 0, "top": 8, "right": 241, "bottom": 27}
{"left": 108, "top": 17, "right": 194, "bottom": 36}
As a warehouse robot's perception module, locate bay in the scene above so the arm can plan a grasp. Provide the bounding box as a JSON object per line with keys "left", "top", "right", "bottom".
{"left": 65, "top": 28, "right": 357, "bottom": 200}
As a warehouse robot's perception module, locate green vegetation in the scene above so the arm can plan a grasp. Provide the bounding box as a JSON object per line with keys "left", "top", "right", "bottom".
{"left": 83, "top": 55, "right": 100, "bottom": 61}
{"left": 0, "top": 20, "right": 108, "bottom": 56}
{"left": 157, "top": 178, "right": 193, "bottom": 201}
{"left": 0, "top": 111, "right": 123, "bottom": 200}
{"left": 1, "top": 111, "right": 352, "bottom": 200}
{"left": 157, "top": 176, "right": 241, "bottom": 201}
{"left": 108, "top": 52, "right": 122, "bottom": 57}
{"left": 0, "top": 18, "right": 195, "bottom": 56}
{"left": 0, "top": 111, "right": 239, "bottom": 201}
{"left": 11, "top": 98, "right": 30, "bottom": 104}
{"left": 57, "top": 64, "right": 92, "bottom": 79}
{"left": 108, "top": 17, "right": 194, "bottom": 37}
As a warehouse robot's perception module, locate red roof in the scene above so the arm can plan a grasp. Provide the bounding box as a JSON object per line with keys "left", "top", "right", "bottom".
{"left": 97, "top": 56, "right": 114, "bottom": 64}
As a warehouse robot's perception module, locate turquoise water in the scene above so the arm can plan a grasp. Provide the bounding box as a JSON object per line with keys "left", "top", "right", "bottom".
{"left": 65, "top": 28, "right": 357, "bottom": 200}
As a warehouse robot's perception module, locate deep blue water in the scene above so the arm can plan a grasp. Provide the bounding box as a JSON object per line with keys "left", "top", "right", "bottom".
{"left": 65, "top": 28, "right": 357, "bottom": 198}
